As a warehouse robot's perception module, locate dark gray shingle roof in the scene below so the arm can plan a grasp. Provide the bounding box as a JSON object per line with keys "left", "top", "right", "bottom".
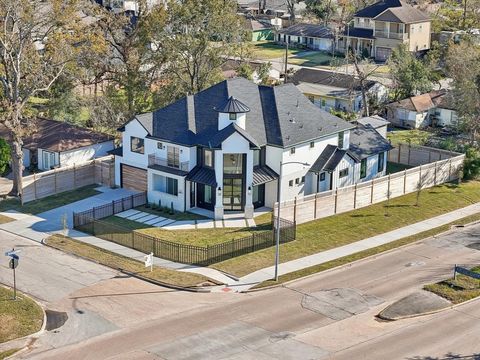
{"left": 310, "top": 144, "right": 347, "bottom": 173}
{"left": 133, "top": 78, "right": 353, "bottom": 148}
{"left": 291, "top": 68, "right": 376, "bottom": 92}
{"left": 355, "top": 0, "right": 402, "bottom": 18}
{"left": 343, "top": 26, "right": 374, "bottom": 39}
{"left": 278, "top": 23, "right": 334, "bottom": 39}
{"left": 348, "top": 124, "right": 393, "bottom": 160}
{"left": 355, "top": 0, "right": 429, "bottom": 23}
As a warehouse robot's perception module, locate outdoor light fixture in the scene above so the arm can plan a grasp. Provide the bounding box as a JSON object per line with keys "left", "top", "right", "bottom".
{"left": 248, "top": 186, "right": 252, "bottom": 195}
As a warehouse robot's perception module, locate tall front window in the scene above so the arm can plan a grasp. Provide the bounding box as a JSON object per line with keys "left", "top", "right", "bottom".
{"left": 204, "top": 149, "right": 213, "bottom": 167}
{"left": 253, "top": 149, "right": 260, "bottom": 166}
{"left": 360, "top": 158, "right": 367, "bottom": 179}
{"left": 223, "top": 154, "right": 243, "bottom": 174}
{"left": 167, "top": 146, "right": 180, "bottom": 168}
{"left": 153, "top": 174, "right": 178, "bottom": 196}
{"left": 378, "top": 153, "right": 385, "bottom": 173}
{"left": 166, "top": 177, "right": 178, "bottom": 196}
{"left": 338, "top": 131, "right": 344, "bottom": 149}
{"left": 130, "top": 137, "right": 144, "bottom": 154}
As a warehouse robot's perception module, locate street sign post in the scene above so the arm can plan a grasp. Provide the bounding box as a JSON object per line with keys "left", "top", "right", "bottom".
{"left": 5, "top": 248, "right": 20, "bottom": 300}
{"left": 144, "top": 252, "right": 153, "bottom": 272}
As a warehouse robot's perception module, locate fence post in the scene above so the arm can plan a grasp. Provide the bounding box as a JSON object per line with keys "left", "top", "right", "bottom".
{"left": 54, "top": 168, "right": 57, "bottom": 194}
{"left": 353, "top": 184, "right": 357, "bottom": 209}
{"left": 73, "top": 164, "right": 77, "bottom": 189}
{"left": 370, "top": 179, "right": 374, "bottom": 204}
{"left": 93, "top": 206, "right": 96, "bottom": 220}
{"left": 403, "top": 169, "right": 407, "bottom": 194}
{"left": 334, "top": 189, "right": 338, "bottom": 214}
{"left": 434, "top": 161, "right": 438, "bottom": 185}
{"left": 419, "top": 165, "right": 422, "bottom": 189}
{"left": 33, "top": 172, "right": 37, "bottom": 201}
{"left": 314, "top": 193, "right": 318, "bottom": 219}
{"left": 293, "top": 197, "right": 297, "bottom": 223}
{"left": 387, "top": 174, "right": 391, "bottom": 198}
{"left": 407, "top": 144, "right": 411, "bottom": 165}
{"left": 398, "top": 143, "right": 402, "bottom": 163}
{"left": 252, "top": 232, "right": 255, "bottom": 252}
{"left": 131, "top": 194, "right": 134, "bottom": 209}
{"left": 448, "top": 159, "right": 452, "bottom": 181}
{"left": 112, "top": 200, "right": 115, "bottom": 215}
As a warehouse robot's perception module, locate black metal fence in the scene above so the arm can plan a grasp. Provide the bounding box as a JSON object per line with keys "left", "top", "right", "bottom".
{"left": 74, "top": 213, "right": 296, "bottom": 266}
{"left": 73, "top": 192, "right": 147, "bottom": 227}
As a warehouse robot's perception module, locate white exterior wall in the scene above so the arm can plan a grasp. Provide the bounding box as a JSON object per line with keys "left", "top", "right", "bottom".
{"left": 120, "top": 119, "right": 149, "bottom": 169}
{"left": 436, "top": 108, "right": 458, "bottom": 127}
{"left": 333, "top": 155, "right": 355, "bottom": 189}
{"left": 415, "top": 111, "right": 430, "bottom": 128}
{"left": 37, "top": 149, "right": 60, "bottom": 171}
{"left": 59, "top": 141, "right": 114, "bottom": 168}
{"left": 218, "top": 113, "right": 247, "bottom": 131}
{"left": 264, "top": 180, "right": 278, "bottom": 207}
{"left": 148, "top": 169, "right": 186, "bottom": 212}
{"left": 23, "top": 148, "right": 30, "bottom": 168}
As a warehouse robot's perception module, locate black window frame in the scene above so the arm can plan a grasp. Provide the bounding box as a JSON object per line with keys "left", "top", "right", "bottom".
{"left": 290, "top": 147, "right": 296, "bottom": 155}
{"left": 166, "top": 177, "right": 178, "bottom": 196}
{"left": 289, "top": 180, "right": 294, "bottom": 187}
{"left": 167, "top": 146, "right": 180, "bottom": 168}
{"left": 378, "top": 152, "right": 385, "bottom": 173}
{"left": 319, "top": 172, "right": 326, "bottom": 181}
{"left": 360, "top": 158, "right": 367, "bottom": 179}
{"left": 229, "top": 113, "right": 237, "bottom": 121}
{"left": 203, "top": 149, "right": 214, "bottom": 168}
{"left": 130, "top": 136, "right": 144, "bottom": 154}
{"left": 339, "top": 168, "right": 349, "bottom": 178}
{"left": 310, "top": 141, "right": 315, "bottom": 148}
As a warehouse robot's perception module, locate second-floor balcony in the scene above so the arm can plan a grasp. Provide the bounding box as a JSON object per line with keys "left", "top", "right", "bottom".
{"left": 148, "top": 154, "right": 189, "bottom": 173}
{"left": 374, "top": 30, "right": 408, "bottom": 40}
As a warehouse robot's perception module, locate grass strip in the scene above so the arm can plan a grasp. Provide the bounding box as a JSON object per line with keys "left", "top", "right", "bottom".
{"left": 0, "top": 185, "right": 100, "bottom": 215}
{"left": 252, "top": 213, "right": 480, "bottom": 289}
{"left": 0, "top": 349, "right": 20, "bottom": 359}
{"left": 424, "top": 267, "right": 480, "bottom": 304}
{"left": 212, "top": 181, "right": 480, "bottom": 277}
{"left": 0, "top": 287, "right": 43, "bottom": 343}
{"left": 46, "top": 234, "right": 220, "bottom": 288}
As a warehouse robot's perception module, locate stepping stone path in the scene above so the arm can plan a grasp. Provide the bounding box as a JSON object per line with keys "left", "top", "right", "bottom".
{"left": 114, "top": 210, "right": 256, "bottom": 230}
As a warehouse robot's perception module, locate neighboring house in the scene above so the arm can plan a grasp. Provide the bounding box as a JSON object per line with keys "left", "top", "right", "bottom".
{"left": 95, "top": 0, "right": 164, "bottom": 14}
{"left": 387, "top": 89, "right": 458, "bottom": 129}
{"left": 337, "top": 0, "right": 431, "bottom": 61}
{"left": 238, "top": 0, "right": 306, "bottom": 23}
{"left": 244, "top": 18, "right": 274, "bottom": 41}
{"left": 0, "top": 118, "right": 114, "bottom": 171}
{"left": 356, "top": 115, "right": 390, "bottom": 138}
{"left": 111, "top": 77, "right": 392, "bottom": 219}
{"left": 291, "top": 68, "right": 388, "bottom": 113}
{"left": 222, "top": 59, "right": 281, "bottom": 83}
{"left": 276, "top": 23, "right": 335, "bottom": 52}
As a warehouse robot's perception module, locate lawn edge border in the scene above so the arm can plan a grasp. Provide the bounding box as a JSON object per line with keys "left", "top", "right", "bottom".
{"left": 41, "top": 238, "right": 215, "bottom": 293}
{"left": 0, "top": 284, "right": 47, "bottom": 357}
{"left": 243, "top": 218, "right": 480, "bottom": 293}
{"left": 377, "top": 288, "right": 480, "bottom": 321}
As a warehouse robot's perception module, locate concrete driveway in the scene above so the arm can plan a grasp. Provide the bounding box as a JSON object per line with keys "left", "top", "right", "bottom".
{"left": 0, "top": 186, "right": 138, "bottom": 242}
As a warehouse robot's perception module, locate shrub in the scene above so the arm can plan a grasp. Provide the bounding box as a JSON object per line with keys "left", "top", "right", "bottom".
{"left": 0, "top": 139, "right": 10, "bottom": 176}
{"left": 462, "top": 147, "right": 480, "bottom": 180}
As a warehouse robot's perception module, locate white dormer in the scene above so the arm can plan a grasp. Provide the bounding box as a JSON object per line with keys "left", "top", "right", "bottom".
{"left": 214, "top": 96, "right": 250, "bottom": 131}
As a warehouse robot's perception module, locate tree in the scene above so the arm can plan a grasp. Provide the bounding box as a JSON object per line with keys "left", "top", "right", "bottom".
{"left": 433, "top": 0, "right": 480, "bottom": 31}
{"left": 0, "top": 139, "right": 10, "bottom": 175}
{"left": 94, "top": 1, "right": 167, "bottom": 116}
{"left": 285, "top": 0, "right": 300, "bottom": 23}
{"left": 0, "top": 0, "right": 91, "bottom": 198}
{"left": 236, "top": 63, "right": 254, "bottom": 81}
{"left": 257, "top": 62, "right": 272, "bottom": 85}
{"left": 387, "top": 44, "right": 434, "bottom": 100}
{"left": 160, "top": 0, "right": 247, "bottom": 99}
{"left": 305, "top": 0, "right": 337, "bottom": 25}
{"left": 446, "top": 41, "right": 480, "bottom": 144}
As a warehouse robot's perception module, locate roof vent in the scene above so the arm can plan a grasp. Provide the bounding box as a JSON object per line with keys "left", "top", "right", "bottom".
{"left": 318, "top": 127, "right": 323, "bottom": 132}
{"left": 299, "top": 124, "right": 303, "bottom": 129}
{"left": 289, "top": 117, "right": 296, "bottom": 123}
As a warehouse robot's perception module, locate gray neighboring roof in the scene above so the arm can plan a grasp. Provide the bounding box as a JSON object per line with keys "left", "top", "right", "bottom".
{"left": 108, "top": 146, "right": 123, "bottom": 156}
{"left": 291, "top": 68, "right": 376, "bottom": 92}
{"left": 186, "top": 166, "right": 217, "bottom": 187}
{"left": 128, "top": 77, "right": 353, "bottom": 149}
{"left": 214, "top": 96, "right": 251, "bottom": 113}
{"left": 343, "top": 26, "right": 374, "bottom": 39}
{"left": 252, "top": 165, "right": 279, "bottom": 186}
{"left": 278, "top": 23, "right": 334, "bottom": 39}
{"left": 348, "top": 124, "right": 393, "bottom": 160}
{"left": 357, "top": 115, "right": 390, "bottom": 129}
{"left": 245, "top": 19, "right": 273, "bottom": 31}
{"left": 374, "top": 6, "right": 430, "bottom": 23}
{"left": 354, "top": 0, "right": 429, "bottom": 23}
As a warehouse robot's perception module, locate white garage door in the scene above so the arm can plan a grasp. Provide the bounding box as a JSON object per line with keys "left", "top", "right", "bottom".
{"left": 376, "top": 47, "right": 392, "bottom": 61}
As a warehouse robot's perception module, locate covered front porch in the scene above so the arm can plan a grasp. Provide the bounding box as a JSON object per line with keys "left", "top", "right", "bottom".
{"left": 337, "top": 36, "right": 374, "bottom": 57}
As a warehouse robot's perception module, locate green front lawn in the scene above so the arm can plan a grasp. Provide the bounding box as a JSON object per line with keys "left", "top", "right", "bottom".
{"left": 212, "top": 181, "right": 480, "bottom": 277}
{"left": 98, "top": 213, "right": 273, "bottom": 247}
{"left": 0, "top": 287, "right": 44, "bottom": 343}
{"left": 425, "top": 266, "right": 480, "bottom": 304}
{"left": 387, "top": 128, "right": 433, "bottom": 146}
{"left": 252, "top": 41, "right": 302, "bottom": 59}
{"left": 135, "top": 205, "right": 207, "bottom": 221}
{"left": 0, "top": 185, "right": 100, "bottom": 215}
{"left": 47, "top": 235, "right": 219, "bottom": 287}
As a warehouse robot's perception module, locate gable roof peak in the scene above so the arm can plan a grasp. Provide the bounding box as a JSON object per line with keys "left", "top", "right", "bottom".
{"left": 214, "top": 95, "right": 251, "bottom": 113}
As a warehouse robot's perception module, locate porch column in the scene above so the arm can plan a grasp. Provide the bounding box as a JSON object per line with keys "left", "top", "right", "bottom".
{"left": 356, "top": 38, "right": 360, "bottom": 53}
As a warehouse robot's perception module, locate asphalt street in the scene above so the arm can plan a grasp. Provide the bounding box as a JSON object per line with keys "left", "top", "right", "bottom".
{"left": 14, "top": 222, "right": 480, "bottom": 359}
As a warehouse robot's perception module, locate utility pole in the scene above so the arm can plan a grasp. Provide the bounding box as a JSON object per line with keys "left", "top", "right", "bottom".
{"left": 284, "top": 40, "right": 289, "bottom": 83}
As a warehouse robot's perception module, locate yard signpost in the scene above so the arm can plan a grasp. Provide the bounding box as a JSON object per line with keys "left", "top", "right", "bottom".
{"left": 5, "top": 248, "right": 20, "bottom": 300}
{"left": 144, "top": 252, "right": 153, "bottom": 272}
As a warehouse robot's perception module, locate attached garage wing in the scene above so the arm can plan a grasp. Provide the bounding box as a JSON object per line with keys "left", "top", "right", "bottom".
{"left": 121, "top": 164, "right": 147, "bottom": 192}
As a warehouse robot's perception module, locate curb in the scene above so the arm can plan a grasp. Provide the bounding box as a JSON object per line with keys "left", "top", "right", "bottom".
{"left": 377, "top": 290, "right": 480, "bottom": 321}
{"left": 0, "top": 284, "right": 47, "bottom": 359}
{"left": 242, "top": 218, "right": 480, "bottom": 293}
{"left": 41, "top": 238, "right": 214, "bottom": 294}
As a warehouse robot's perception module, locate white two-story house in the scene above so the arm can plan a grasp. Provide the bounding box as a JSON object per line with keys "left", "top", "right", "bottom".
{"left": 112, "top": 78, "right": 392, "bottom": 219}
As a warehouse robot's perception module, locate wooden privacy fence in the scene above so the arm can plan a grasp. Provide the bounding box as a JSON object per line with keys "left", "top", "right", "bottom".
{"left": 22, "top": 155, "right": 115, "bottom": 203}
{"left": 73, "top": 192, "right": 147, "bottom": 227}
{"left": 275, "top": 144, "right": 465, "bottom": 224}
{"left": 74, "top": 215, "right": 296, "bottom": 266}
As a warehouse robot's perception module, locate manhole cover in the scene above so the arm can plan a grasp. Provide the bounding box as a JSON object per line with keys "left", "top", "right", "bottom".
{"left": 45, "top": 310, "right": 68, "bottom": 331}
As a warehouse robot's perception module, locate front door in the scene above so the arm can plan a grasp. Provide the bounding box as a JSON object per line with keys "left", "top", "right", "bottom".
{"left": 252, "top": 184, "right": 265, "bottom": 209}
{"left": 197, "top": 184, "right": 214, "bottom": 210}
{"left": 223, "top": 178, "right": 243, "bottom": 211}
